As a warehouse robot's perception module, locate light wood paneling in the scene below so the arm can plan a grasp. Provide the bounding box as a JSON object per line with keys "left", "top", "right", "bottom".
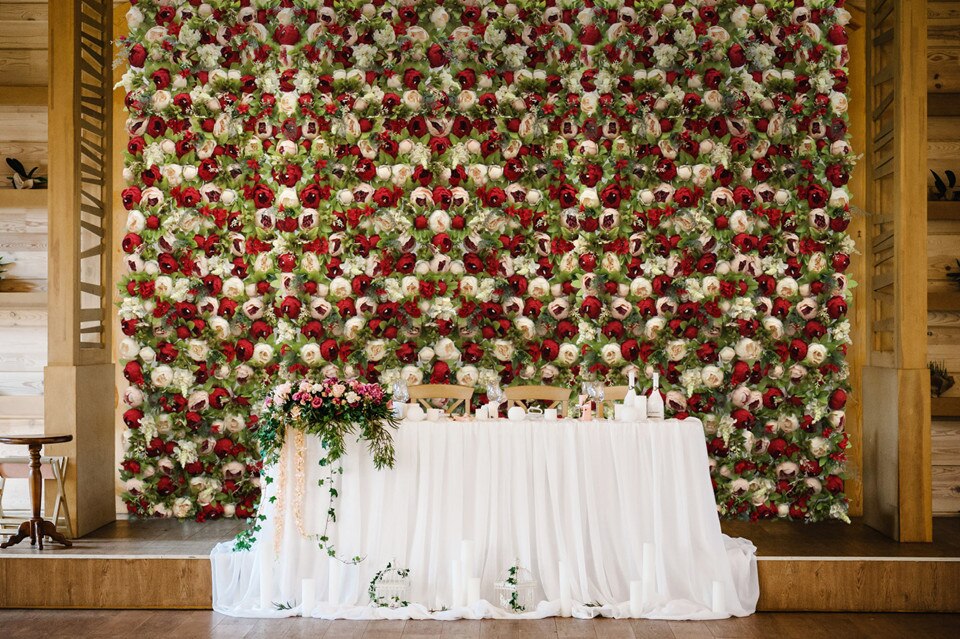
{"left": 0, "top": 51, "right": 47, "bottom": 86}
{"left": 0, "top": 3, "right": 47, "bottom": 23}
{"left": 0, "top": 106, "right": 46, "bottom": 141}
{"left": 0, "top": 141, "right": 46, "bottom": 184}
{"left": 1, "top": 554, "right": 959, "bottom": 612}
{"left": 0, "top": 558, "right": 214, "bottom": 608}
{"left": 755, "top": 559, "right": 960, "bottom": 612}
{"left": 933, "top": 421, "right": 960, "bottom": 465}
{"left": 0, "top": 20, "right": 46, "bottom": 50}
{"left": 933, "top": 465, "right": 960, "bottom": 514}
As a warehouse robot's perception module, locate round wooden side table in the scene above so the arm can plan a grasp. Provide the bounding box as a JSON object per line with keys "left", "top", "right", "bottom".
{"left": 0, "top": 435, "right": 73, "bottom": 550}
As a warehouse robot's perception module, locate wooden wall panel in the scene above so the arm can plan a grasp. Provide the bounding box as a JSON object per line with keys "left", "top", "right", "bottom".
{"left": 927, "top": 1, "right": 960, "bottom": 519}
{"left": 862, "top": 0, "right": 932, "bottom": 541}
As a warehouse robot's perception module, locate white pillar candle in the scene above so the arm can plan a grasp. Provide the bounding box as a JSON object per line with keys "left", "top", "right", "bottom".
{"left": 461, "top": 540, "right": 476, "bottom": 579}
{"left": 259, "top": 544, "right": 274, "bottom": 610}
{"left": 476, "top": 405, "right": 487, "bottom": 420}
{"left": 301, "top": 578, "right": 316, "bottom": 617}
{"left": 711, "top": 580, "right": 725, "bottom": 614}
{"left": 641, "top": 543, "right": 656, "bottom": 601}
{"left": 328, "top": 559, "right": 342, "bottom": 605}
{"left": 558, "top": 561, "right": 572, "bottom": 617}
{"left": 451, "top": 559, "right": 464, "bottom": 608}
{"left": 467, "top": 577, "right": 481, "bottom": 604}
{"left": 629, "top": 580, "right": 642, "bottom": 617}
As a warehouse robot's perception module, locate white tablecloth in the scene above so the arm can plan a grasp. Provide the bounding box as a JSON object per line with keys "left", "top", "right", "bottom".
{"left": 211, "top": 418, "right": 758, "bottom": 620}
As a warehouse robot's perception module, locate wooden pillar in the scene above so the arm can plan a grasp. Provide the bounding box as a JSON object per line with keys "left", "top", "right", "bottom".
{"left": 845, "top": 2, "right": 867, "bottom": 518}
{"left": 861, "top": 0, "right": 932, "bottom": 541}
{"left": 44, "top": 0, "right": 115, "bottom": 537}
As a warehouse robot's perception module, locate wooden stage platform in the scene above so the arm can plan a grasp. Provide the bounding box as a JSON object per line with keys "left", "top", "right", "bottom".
{"left": 1, "top": 518, "right": 958, "bottom": 611}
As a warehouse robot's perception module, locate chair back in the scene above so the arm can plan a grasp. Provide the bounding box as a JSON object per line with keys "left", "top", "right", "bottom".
{"left": 603, "top": 385, "right": 629, "bottom": 413}
{"left": 407, "top": 384, "right": 474, "bottom": 416}
{"left": 505, "top": 385, "right": 572, "bottom": 417}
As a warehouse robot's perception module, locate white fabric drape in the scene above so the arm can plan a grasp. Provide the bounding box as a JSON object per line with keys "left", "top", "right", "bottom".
{"left": 211, "top": 418, "right": 758, "bottom": 620}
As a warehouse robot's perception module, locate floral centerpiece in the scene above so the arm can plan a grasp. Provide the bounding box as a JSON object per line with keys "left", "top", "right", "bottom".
{"left": 257, "top": 377, "right": 400, "bottom": 470}
{"left": 234, "top": 376, "right": 399, "bottom": 553}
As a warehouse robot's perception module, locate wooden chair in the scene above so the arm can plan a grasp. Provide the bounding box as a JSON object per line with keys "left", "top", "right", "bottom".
{"left": 407, "top": 384, "right": 474, "bottom": 416}
{"left": 505, "top": 385, "right": 572, "bottom": 418}
{"left": 603, "top": 385, "right": 629, "bottom": 413}
{"left": 0, "top": 456, "right": 71, "bottom": 537}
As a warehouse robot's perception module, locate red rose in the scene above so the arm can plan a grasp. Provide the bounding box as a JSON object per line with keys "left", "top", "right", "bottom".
{"left": 620, "top": 339, "right": 640, "bottom": 362}
{"left": 461, "top": 342, "right": 483, "bottom": 363}
{"left": 728, "top": 44, "right": 747, "bottom": 67}
{"left": 826, "top": 296, "right": 847, "bottom": 319}
{"left": 122, "top": 233, "right": 143, "bottom": 254}
{"left": 580, "top": 296, "right": 602, "bottom": 319}
{"left": 124, "top": 361, "right": 144, "bottom": 385}
{"left": 278, "top": 296, "right": 301, "bottom": 319}
{"left": 430, "top": 361, "right": 450, "bottom": 384}
{"left": 427, "top": 43, "right": 447, "bottom": 67}
{"left": 123, "top": 409, "right": 144, "bottom": 429}
{"left": 579, "top": 24, "right": 601, "bottom": 45}
{"left": 828, "top": 389, "right": 847, "bottom": 410}
{"left": 128, "top": 43, "right": 147, "bottom": 67}
{"left": 788, "top": 339, "right": 808, "bottom": 361}
{"left": 825, "top": 475, "right": 844, "bottom": 494}
{"left": 828, "top": 25, "right": 848, "bottom": 45}
{"left": 273, "top": 25, "right": 301, "bottom": 45}
{"left": 319, "top": 338, "right": 339, "bottom": 361}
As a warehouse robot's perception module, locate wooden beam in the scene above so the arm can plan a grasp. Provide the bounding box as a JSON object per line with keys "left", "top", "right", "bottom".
{"left": 0, "top": 188, "right": 46, "bottom": 209}
{"left": 929, "top": 291, "right": 960, "bottom": 312}
{"left": 928, "top": 93, "right": 960, "bottom": 117}
{"left": 932, "top": 397, "right": 960, "bottom": 419}
{"left": 0, "top": 85, "right": 46, "bottom": 107}
{"left": 928, "top": 201, "right": 960, "bottom": 221}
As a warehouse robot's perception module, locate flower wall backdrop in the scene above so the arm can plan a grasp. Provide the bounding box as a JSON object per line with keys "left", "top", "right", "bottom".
{"left": 118, "top": 0, "right": 855, "bottom": 522}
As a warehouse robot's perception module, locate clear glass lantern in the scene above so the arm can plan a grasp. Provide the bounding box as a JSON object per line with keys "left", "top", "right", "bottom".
{"left": 372, "top": 563, "right": 411, "bottom": 608}
{"left": 494, "top": 563, "right": 537, "bottom": 613}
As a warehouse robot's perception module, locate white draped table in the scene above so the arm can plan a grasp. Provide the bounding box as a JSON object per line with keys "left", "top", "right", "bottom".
{"left": 211, "top": 418, "right": 758, "bottom": 620}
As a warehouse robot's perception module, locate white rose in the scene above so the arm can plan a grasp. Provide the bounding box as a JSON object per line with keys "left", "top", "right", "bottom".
{"left": 329, "top": 277, "right": 351, "bottom": 299}
{"left": 186, "top": 339, "right": 209, "bottom": 361}
{"left": 701, "top": 365, "right": 724, "bottom": 388}
{"left": 124, "top": 387, "right": 144, "bottom": 407}
{"left": 557, "top": 343, "right": 578, "bottom": 367}
{"left": 601, "top": 343, "right": 623, "bottom": 366}
{"left": 250, "top": 343, "right": 274, "bottom": 366}
{"left": 401, "top": 365, "right": 423, "bottom": 385}
{"left": 365, "top": 340, "right": 387, "bottom": 362}
{"left": 119, "top": 338, "right": 140, "bottom": 360}
{"left": 579, "top": 188, "right": 600, "bottom": 208}
{"left": 151, "top": 365, "right": 174, "bottom": 388}
{"left": 666, "top": 339, "right": 687, "bottom": 362}
{"left": 418, "top": 347, "right": 435, "bottom": 363}
{"left": 734, "top": 338, "right": 761, "bottom": 362}
{"left": 805, "top": 343, "right": 828, "bottom": 366}
{"left": 300, "top": 343, "right": 322, "bottom": 367}
{"left": 343, "top": 317, "right": 364, "bottom": 341}
{"left": 456, "top": 365, "right": 479, "bottom": 387}
{"left": 434, "top": 338, "right": 460, "bottom": 361}
{"left": 492, "top": 340, "right": 515, "bottom": 362}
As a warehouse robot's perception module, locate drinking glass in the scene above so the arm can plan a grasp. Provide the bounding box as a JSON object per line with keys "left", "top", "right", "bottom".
{"left": 393, "top": 380, "right": 410, "bottom": 404}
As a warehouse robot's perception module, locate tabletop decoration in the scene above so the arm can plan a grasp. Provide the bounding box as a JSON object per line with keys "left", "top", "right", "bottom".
{"left": 234, "top": 377, "right": 399, "bottom": 554}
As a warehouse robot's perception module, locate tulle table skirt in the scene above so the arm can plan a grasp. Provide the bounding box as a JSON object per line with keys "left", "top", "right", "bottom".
{"left": 212, "top": 418, "right": 758, "bottom": 620}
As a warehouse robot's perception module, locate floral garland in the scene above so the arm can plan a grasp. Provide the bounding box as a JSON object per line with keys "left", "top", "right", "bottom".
{"left": 117, "top": 0, "right": 855, "bottom": 523}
